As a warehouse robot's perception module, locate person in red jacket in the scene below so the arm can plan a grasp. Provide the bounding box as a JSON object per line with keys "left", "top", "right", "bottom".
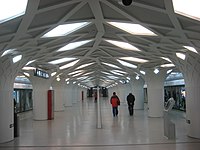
{"left": 110, "top": 92, "right": 120, "bottom": 117}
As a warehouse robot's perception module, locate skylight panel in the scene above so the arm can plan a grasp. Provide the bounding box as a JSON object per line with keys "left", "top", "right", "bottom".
{"left": 140, "top": 70, "right": 146, "bottom": 75}
{"left": 172, "top": 0, "right": 200, "bottom": 21}
{"left": 120, "top": 57, "right": 148, "bottom": 63}
{"left": 117, "top": 59, "right": 137, "bottom": 69}
{"left": 59, "top": 59, "right": 79, "bottom": 70}
{"left": 13, "top": 55, "right": 22, "bottom": 63}
{"left": 75, "top": 62, "right": 94, "bottom": 69}
{"left": 110, "top": 71, "right": 124, "bottom": 76}
{"left": 102, "top": 62, "right": 121, "bottom": 69}
{"left": 1, "top": 49, "right": 16, "bottom": 57}
{"left": 176, "top": 53, "right": 186, "bottom": 60}
{"left": 48, "top": 57, "right": 76, "bottom": 64}
{"left": 105, "top": 40, "right": 141, "bottom": 51}
{"left": 68, "top": 70, "right": 83, "bottom": 75}
{"left": 112, "top": 70, "right": 127, "bottom": 74}
{"left": 26, "top": 60, "right": 36, "bottom": 66}
{"left": 107, "top": 22, "right": 157, "bottom": 36}
{"left": 57, "top": 40, "right": 92, "bottom": 52}
{"left": 42, "top": 22, "right": 90, "bottom": 38}
{"left": 0, "top": 0, "right": 28, "bottom": 24}
{"left": 183, "top": 46, "right": 198, "bottom": 53}
{"left": 160, "top": 64, "right": 175, "bottom": 67}
{"left": 161, "top": 57, "right": 172, "bottom": 62}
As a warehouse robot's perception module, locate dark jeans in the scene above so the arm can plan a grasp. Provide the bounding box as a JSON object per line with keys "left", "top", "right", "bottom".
{"left": 128, "top": 105, "right": 134, "bottom": 116}
{"left": 112, "top": 107, "right": 118, "bottom": 117}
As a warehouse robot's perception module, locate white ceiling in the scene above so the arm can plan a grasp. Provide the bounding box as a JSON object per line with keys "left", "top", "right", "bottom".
{"left": 1, "top": 0, "right": 200, "bottom": 87}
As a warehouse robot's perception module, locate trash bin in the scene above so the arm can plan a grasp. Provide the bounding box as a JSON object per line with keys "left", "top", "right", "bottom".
{"left": 14, "top": 113, "right": 19, "bottom": 137}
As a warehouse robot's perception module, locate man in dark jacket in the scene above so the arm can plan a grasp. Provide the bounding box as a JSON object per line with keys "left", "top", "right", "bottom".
{"left": 127, "top": 93, "right": 135, "bottom": 116}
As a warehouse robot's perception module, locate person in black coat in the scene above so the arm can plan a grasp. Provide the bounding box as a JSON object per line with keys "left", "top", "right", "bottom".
{"left": 127, "top": 93, "right": 135, "bottom": 116}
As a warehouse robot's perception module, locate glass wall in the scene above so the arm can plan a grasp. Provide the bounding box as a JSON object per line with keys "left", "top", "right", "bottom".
{"left": 13, "top": 89, "right": 33, "bottom": 113}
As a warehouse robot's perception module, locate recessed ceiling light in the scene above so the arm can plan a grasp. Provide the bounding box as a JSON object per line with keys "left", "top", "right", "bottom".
{"left": 105, "top": 40, "right": 141, "bottom": 51}
{"left": 120, "top": 57, "right": 148, "bottom": 63}
{"left": 57, "top": 40, "right": 92, "bottom": 51}
{"left": 48, "top": 57, "right": 76, "bottom": 64}
{"left": 154, "top": 68, "right": 159, "bottom": 74}
{"left": 0, "top": 0, "right": 28, "bottom": 24}
{"left": 42, "top": 22, "right": 90, "bottom": 38}
{"left": 107, "top": 22, "right": 157, "bottom": 36}
{"left": 140, "top": 70, "right": 146, "bottom": 75}
{"left": 172, "top": 0, "right": 200, "bottom": 21}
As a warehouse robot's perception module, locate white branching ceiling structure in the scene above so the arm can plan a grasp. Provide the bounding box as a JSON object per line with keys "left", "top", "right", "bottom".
{"left": 0, "top": 0, "right": 200, "bottom": 87}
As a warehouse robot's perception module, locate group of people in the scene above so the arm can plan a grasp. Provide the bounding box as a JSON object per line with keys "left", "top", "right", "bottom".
{"left": 110, "top": 92, "right": 135, "bottom": 117}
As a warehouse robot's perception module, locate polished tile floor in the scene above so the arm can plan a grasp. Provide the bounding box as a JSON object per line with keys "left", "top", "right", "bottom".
{"left": 1, "top": 97, "right": 200, "bottom": 150}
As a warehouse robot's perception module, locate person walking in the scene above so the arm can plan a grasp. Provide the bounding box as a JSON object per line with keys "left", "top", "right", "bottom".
{"left": 127, "top": 93, "right": 135, "bottom": 116}
{"left": 110, "top": 92, "right": 120, "bottom": 117}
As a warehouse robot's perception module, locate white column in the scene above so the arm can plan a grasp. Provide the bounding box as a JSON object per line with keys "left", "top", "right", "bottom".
{"left": 145, "top": 69, "right": 167, "bottom": 117}
{"left": 52, "top": 79, "right": 65, "bottom": 111}
{"left": 30, "top": 76, "right": 51, "bottom": 120}
{"left": 64, "top": 83, "right": 72, "bottom": 106}
{"left": 0, "top": 57, "right": 26, "bottom": 143}
{"left": 130, "top": 77, "right": 145, "bottom": 110}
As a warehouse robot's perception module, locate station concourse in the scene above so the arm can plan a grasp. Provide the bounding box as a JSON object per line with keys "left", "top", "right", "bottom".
{"left": 1, "top": 0, "right": 200, "bottom": 149}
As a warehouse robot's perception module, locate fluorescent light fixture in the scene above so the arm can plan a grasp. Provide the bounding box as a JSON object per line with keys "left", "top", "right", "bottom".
{"left": 126, "top": 77, "right": 130, "bottom": 80}
{"left": 22, "top": 66, "right": 36, "bottom": 70}
{"left": 154, "top": 68, "right": 159, "bottom": 74}
{"left": 26, "top": 60, "right": 36, "bottom": 66}
{"left": 73, "top": 81, "right": 76, "bottom": 84}
{"left": 117, "top": 59, "right": 137, "bottom": 69}
{"left": 76, "top": 76, "right": 88, "bottom": 80}
{"left": 75, "top": 62, "right": 94, "bottom": 69}
{"left": 172, "top": 0, "right": 200, "bottom": 21}
{"left": 57, "top": 40, "right": 92, "bottom": 52}
{"left": 136, "top": 75, "right": 140, "bottom": 80}
{"left": 120, "top": 57, "right": 148, "bottom": 63}
{"left": 13, "top": 55, "right": 22, "bottom": 63}
{"left": 183, "top": 46, "right": 198, "bottom": 53}
{"left": 140, "top": 70, "right": 146, "bottom": 75}
{"left": 49, "top": 57, "right": 76, "bottom": 64}
{"left": 105, "top": 40, "right": 141, "bottom": 51}
{"left": 102, "top": 62, "right": 121, "bottom": 69}
{"left": 42, "top": 22, "right": 90, "bottom": 38}
{"left": 59, "top": 59, "right": 80, "bottom": 70}
{"left": 107, "top": 22, "right": 157, "bottom": 36}
{"left": 176, "top": 53, "right": 186, "bottom": 60}
{"left": 0, "top": 0, "right": 28, "bottom": 24}
{"left": 1, "top": 49, "right": 16, "bottom": 57}
{"left": 51, "top": 72, "right": 57, "bottom": 76}
{"left": 160, "top": 64, "right": 175, "bottom": 67}
{"left": 161, "top": 57, "right": 172, "bottom": 62}
{"left": 66, "top": 81, "right": 70, "bottom": 84}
